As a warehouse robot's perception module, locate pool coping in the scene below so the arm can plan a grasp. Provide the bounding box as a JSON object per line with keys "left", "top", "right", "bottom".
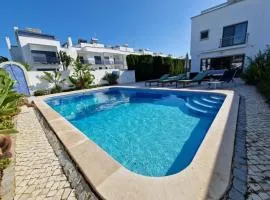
{"left": 33, "top": 86, "right": 239, "bottom": 200}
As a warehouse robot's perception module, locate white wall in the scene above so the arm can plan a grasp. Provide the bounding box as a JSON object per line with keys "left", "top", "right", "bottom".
{"left": 190, "top": 0, "right": 270, "bottom": 72}
{"left": 18, "top": 36, "right": 61, "bottom": 64}
{"left": 26, "top": 69, "right": 135, "bottom": 94}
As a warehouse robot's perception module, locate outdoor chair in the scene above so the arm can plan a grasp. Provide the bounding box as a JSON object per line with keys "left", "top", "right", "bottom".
{"left": 145, "top": 74, "right": 170, "bottom": 86}
{"left": 176, "top": 71, "right": 209, "bottom": 88}
{"left": 158, "top": 74, "right": 186, "bottom": 87}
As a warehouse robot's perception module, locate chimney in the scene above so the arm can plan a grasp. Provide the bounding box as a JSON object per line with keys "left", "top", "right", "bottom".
{"left": 5, "top": 37, "right": 11, "bottom": 50}
{"left": 67, "top": 37, "right": 73, "bottom": 48}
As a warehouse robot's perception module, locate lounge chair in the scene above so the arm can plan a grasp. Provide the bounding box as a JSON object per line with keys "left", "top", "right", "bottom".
{"left": 158, "top": 74, "right": 186, "bottom": 87}
{"left": 145, "top": 74, "right": 170, "bottom": 86}
{"left": 208, "top": 69, "right": 238, "bottom": 88}
{"left": 176, "top": 71, "right": 209, "bottom": 88}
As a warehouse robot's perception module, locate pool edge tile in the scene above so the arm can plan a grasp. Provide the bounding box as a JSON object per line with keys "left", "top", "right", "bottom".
{"left": 68, "top": 139, "right": 121, "bottom": 188}
{"left": 33, "top": 86, "right": 240, "bottom": 200}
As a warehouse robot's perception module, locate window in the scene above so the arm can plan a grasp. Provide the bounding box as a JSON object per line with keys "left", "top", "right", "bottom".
{"left": 104, "top": 56, "right": 110, "bottom": 64}
{"left": 200, "top": 30, "right": 209, "bottom": 40}
{"left": 200, "top": 58, "right": 211, "bottom": 71}
{"left": 94, "top": 56, "right": 102, "bottom": 64}
{"left": 79, "top": 56, "right": 84, "bottom": 64}
{"left": 221, "top": 21, "right": 248, "bottom": 47}
{"left": 31, "top": 50, "right": 59, "bottom": 64}
{"left": 200, "top": 54, "right": 245, "bottom": 71}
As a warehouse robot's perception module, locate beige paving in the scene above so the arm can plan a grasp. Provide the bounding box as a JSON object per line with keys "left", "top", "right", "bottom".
{"left": 14, "top": 106, "right": 77, "bottom": 200}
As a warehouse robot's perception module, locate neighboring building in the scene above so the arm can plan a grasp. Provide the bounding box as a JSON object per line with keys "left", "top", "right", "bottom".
{"left": 190, "top": 0, "right": 270, "bottom": 72}
{"left": 6, "top": 27, "right": 176, "bottom": 71}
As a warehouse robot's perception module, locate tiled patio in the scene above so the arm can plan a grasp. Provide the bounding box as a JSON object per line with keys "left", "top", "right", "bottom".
{"left": 15, "top": 106, "right": 77, "bottom": 200}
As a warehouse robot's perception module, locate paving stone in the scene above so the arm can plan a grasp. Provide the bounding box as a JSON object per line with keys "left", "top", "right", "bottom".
{"left": 229, "top": 188, "right": 245, "bottom": 200}
{"left": 14, "top": 107, "right": 77, "bottom": 200}
{"left": 258, "top": 192, "right": 270, "bottom": 200}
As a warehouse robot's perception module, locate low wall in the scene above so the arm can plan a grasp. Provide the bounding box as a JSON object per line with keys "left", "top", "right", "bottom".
{"left": 26, "top": 69, "right": 135, "bottom": 94}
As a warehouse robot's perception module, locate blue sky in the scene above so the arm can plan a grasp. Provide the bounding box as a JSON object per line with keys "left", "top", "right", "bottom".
{"left": 0, "top": 0, "right": 224, "bottom": 58}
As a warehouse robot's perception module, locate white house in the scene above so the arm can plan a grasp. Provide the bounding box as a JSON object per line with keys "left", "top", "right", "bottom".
{"left": 6, "top": 27, "right": 176, "bottom": 71}
{"left": 190, "top": 0, "right": 270, "bottom": 72}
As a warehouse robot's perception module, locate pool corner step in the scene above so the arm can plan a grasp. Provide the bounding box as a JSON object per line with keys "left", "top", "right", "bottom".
{"left": 185, "top": 102, "right": 208, "bottom": 114}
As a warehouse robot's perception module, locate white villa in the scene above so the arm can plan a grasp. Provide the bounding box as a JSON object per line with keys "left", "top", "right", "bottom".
{"left": 190, "top": 0, "right": 270, "bottom": 72}
{"left": 6, "top": 27, "right": 175, "bottom": 71}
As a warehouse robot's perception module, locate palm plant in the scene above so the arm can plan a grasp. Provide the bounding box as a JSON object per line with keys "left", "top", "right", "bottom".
{"left": 69, "top": 57, "right": 95, "bottom": 89}
{"left": 41, "top": 71, "right": 65, "bottom": 93}
{"left": 59, "top": 51, "right": 73, "bottom": 71}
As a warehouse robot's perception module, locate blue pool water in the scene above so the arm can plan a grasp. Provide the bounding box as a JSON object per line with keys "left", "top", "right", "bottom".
{"left": 46, "top": 88, "right": 225, "bottom": 177}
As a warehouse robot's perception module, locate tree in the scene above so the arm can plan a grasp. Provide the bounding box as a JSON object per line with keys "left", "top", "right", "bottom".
{"left": 69, "top": 57, "right": 95, "bottom": 89}
{"left": 59, "top": 51, "right": 72, "bottom": 71}
{"left": 0, "top": 56, "right": 8, "bottom": 64}
{"left": 41, "top": 71, "right": 65, "bottom": 93}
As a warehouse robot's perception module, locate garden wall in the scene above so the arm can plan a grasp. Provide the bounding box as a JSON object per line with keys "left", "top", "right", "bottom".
{"left": 26, "top": 69, "right": 135, "bottom": 94}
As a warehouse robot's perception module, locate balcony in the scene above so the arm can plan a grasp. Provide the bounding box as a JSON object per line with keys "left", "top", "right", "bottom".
{"left": 220, "top": 34, "right": 248, "bottom": 48}
{"left": 83, "top": 60, "right": 124, "bottom": 66}
{"left": 33, "top": 56, "right": 60, "bottom": 65}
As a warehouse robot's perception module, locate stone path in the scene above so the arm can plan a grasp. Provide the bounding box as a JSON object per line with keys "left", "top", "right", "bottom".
{"left": 14, "top": 106, "right": 77, "bottom": 200}
{"left": 234, "top": 83, "right": 270, "bottom": 200}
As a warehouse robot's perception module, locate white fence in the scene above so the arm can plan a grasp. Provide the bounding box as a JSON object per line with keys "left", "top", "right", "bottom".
{"left": 26, "top": 69, "right": 135, "bottom": 94}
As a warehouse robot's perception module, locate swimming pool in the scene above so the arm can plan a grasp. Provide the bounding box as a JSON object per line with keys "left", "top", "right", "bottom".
{"left": 46, "top": 87, "right": 225, "bottom": 177}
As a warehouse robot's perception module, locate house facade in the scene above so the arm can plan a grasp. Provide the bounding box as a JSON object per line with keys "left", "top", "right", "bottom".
{"left": 190, "top": 0, "right": 270, "bottom": 72}
{"left": 6, "top": 27, "right": 175, "bottom": 71}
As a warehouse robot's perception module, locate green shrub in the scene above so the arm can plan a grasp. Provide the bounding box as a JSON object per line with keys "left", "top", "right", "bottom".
{"left": 0, "top": 69, "right": 22, "bottom": 133}
{"left": 41, "top": 71, "right": 65, "bottom": 94}
{"left": 257, "top": 80, "right": 270, "bottom": 103}
{"left": 59, "top": 51, "right": 73, "bottom": 71}
{"left": 102, "top": 72, "right": 119, "bottom": 85}
{"left": 242, "top": 49, "right": 270, "bottom": 102}
{"left": 33, "top": 89, "right": 49, "bottom": 96}
{"left": 0, "top": 157, "right": 11, "bottom": 170}
{"left": 0, "top": 120, "right": 14, "bottom": 130}
{"left": 69, "top": 57, "right": 95, "bottom": 89}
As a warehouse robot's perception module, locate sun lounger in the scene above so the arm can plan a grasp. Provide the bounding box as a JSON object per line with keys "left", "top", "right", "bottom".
{"left": 208, "top": 69, "right": 238, "bottom": 88}
{"left": 176, "top": 71, "right": 209, "bottom": 88}
{"left": 158, "top": 74, "right": 186, "bottom": 87}
{"left": 145, "top": 74, "right": 170, "bottom": 86}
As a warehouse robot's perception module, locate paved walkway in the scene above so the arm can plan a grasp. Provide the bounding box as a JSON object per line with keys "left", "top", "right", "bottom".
{"left": 235, "top": 83, "right": 270, "bottom": 200}
{"left": 14, "top": 106, "right": 77, "bottom": 200}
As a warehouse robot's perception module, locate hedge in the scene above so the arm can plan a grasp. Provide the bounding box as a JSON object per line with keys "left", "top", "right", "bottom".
{"left": 242, "top": 48, "right": 270, "bottom": 103}
{"left": 127, "top": 55, "right": 185, "bottom": 81}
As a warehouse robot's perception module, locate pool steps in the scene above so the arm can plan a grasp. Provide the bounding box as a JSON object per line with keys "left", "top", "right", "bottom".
{"left": 185, "top": 96, "right": 223, "bottom": 116}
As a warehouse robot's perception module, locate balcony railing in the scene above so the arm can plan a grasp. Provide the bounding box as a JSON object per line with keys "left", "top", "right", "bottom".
{"left": 220, "top": 34, "right": 248, "bottom": 48}
{"left": 114, "top": 61, "right": 124, "bottom": 65}
{"left": 83, "top": 60, "right": 124, "bottom": 65}
{"left": 33, "top": 56, "right": 60, "bottom": 65}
